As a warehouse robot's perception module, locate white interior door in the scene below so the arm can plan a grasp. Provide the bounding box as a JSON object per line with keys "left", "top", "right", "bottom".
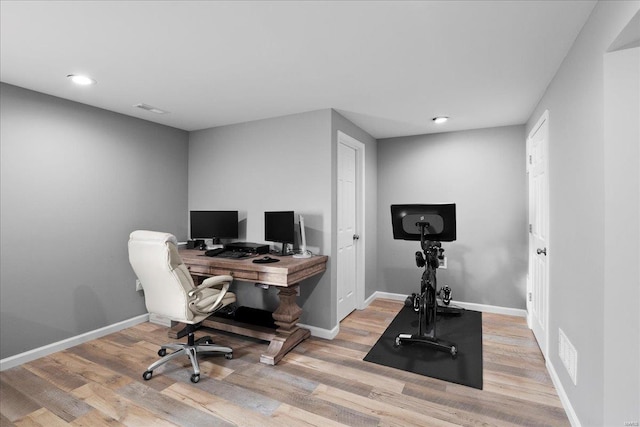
{"left": 337, "top": 136, "right": 358, "bottom": 321}
{"left": 527, "top": 111, "right": 550, "bottom": 358}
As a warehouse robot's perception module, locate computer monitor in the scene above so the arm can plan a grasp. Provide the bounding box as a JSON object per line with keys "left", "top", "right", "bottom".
{"left": 265, "top": 211, "right": 295, "bottom": 255}
{"left": 390, "top": 204, "right": 456, "bottom": 242}
{"left": 190, "top": 211, "right": 239, "bottom": 243}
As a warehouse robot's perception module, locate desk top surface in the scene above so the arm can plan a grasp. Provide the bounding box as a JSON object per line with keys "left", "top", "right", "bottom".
{"left": 179, "top": 249, "right": 328, "bottom": 286}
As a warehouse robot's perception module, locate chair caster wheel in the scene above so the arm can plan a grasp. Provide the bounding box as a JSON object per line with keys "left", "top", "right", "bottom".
{"left": 225, "top": 352, "right": 233, "bottom": 359}
{"left": 158, "top": 348, "right": 166, "bottom": 357}
{"left": 143, "top": 370, "right": 153, "bottom": 380}
{"left": 450, "top": 346, "right": 458, "bottom": 358}
{"left": 190, "top": 374, "right": 200, "bottom": 383}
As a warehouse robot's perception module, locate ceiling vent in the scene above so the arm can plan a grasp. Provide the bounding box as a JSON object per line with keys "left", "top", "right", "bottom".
{"left": 134, "top": 103, "right": 168, "bottom": 114}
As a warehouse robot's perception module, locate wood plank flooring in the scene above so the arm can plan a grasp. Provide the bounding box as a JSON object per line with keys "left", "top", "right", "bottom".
{"left": 0, "top": 299, "right": 569, "bottom": 426}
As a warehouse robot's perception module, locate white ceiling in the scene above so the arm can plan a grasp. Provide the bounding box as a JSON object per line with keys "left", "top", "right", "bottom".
{"left": 0, "top": 1, "right": 596, "bottom": 139}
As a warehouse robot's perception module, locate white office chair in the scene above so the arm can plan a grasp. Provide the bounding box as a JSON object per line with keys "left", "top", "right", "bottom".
{"left": 128, "top": 230, "right": 236, "bottom": 383}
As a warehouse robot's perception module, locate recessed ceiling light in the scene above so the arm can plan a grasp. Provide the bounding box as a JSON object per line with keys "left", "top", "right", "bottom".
{"left": 67, "top": 74, "right": 96, "bottom": 85}
{"left": 432, "top": 116, "right": 449, "bottom": 124}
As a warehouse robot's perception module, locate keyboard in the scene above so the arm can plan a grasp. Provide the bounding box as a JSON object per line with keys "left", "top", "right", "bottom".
{"left": 204, "top": 248, "right": 225, "bottom": 257}
{"left": 204, "top": 247, "right": 251, "bottom": 258}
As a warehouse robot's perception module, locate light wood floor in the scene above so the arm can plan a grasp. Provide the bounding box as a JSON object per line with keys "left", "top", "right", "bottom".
{"left": 0, "top": 299, "right": 568, "bottom": 426}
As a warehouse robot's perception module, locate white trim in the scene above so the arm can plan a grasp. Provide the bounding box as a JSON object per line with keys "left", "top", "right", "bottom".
{"left": 547, "top": 358, "right": 582, "bottom": 427}
{"left": 337, "top": 130, "right": 367, "bottom": 317}
{"left": 528, "top": 109, "right": 549, "bottom": 140}
{"left": 363, "top": 291, "right": 527, "bottom": 317}
{"left": 0, "top": 314, "right": 149, "bottom": 371}
{"left": 363, "top": 290, "right": 385, "bottom": 307}
{"left": 454, "top": 301, "right": 527, "bottom": 318}
{"left": 366, "top": 291, "right": 406, "bottom": 305}
{"left": 298, "top": 322, "right": 339, "bottom": 340}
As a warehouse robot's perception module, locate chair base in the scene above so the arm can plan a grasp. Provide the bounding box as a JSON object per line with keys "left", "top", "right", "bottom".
{"left": 143, "top": 326, "right": 232, "bottom": 383}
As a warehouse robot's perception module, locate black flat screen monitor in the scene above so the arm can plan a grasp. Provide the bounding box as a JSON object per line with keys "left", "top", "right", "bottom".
{"left": 190, "top": 210, "right": 239, "bottom": 241}
{"left": 391, "top": 204, "right": 456, "bottom": 242}
{"left": 265, "top": 211, "right": 295, "bottom": 255}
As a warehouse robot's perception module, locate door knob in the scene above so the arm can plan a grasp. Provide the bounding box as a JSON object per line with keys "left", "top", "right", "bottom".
{"left": 536, "top": 247, "right": 547, "bottom": 256}
{"left": 353, "top": 234, "right": 360, "bottom": 240}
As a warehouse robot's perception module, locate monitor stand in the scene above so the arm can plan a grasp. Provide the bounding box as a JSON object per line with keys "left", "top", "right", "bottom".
{"left": 204, "top": 237, "right": 223, "bottom": 251}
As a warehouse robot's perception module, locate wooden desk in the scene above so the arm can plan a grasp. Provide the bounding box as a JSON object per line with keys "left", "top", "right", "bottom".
{"left": 178, "top": 249, "right": 328, "bottom": 365}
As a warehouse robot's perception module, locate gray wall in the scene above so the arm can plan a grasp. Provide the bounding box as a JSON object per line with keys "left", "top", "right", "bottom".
{"left": 604, "top": 46, "right": 639, "bottom": 427}
{"left": 377, "top": 126, "right": 528, "bottom": 309}
{"left": 525, "top": 2, "right": 639, "bottom": 425}
{"left": 189, "top": 110, "right": 334, "bottom": 328}
{"left": 189, "top": 109, "right": 377, "bottom": 331}
{"left": 0, "top": 83, "right": 189, "bottom": 359}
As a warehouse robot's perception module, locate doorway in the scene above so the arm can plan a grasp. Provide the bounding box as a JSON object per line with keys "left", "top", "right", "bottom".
{"left": 336, "top": 131, "right": 365, "bottom": 322}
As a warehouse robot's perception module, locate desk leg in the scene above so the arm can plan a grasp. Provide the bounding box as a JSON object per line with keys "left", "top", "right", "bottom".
{"left": 260, "top": 285, "right": 310, "bottom": 365}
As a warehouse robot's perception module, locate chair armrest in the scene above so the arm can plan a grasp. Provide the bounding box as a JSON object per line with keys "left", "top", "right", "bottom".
{"left": 189, "top": 275, "right": 233, "bottom": 297}
{"left": 188, "top": 275, "right": 233, "bottom": 315}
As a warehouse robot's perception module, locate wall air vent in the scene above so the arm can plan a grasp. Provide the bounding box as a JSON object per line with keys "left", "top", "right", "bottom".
{"left": 559, "top": 328, "right": 578, "bottom": 385}
{"left": 134, "top": 103, "right": 168, "bottom": 114}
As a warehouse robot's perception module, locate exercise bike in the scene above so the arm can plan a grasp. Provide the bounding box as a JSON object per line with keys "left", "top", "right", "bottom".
{"left": 390, "top": 204, "right": 462, "bottom": 358}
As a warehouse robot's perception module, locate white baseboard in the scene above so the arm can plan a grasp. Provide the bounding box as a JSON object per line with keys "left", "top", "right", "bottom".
{"left": 361, "top": 291, "right": 381, "bottom": 308}
{"left": 547, "top": 358, "right": 581, "bottom": 426}
{"left": 364, "top": 291, "right": 527, "bottom": 317}
{"left": 453, "top": 301, "right": 527, "bottom": 318}
{"left": 298, "top": 322, "right": 339, "bottom": 340}
{"left": 367, "top": 291, "right": 406, "bottom": 304}
{"left": 0, "top": 314, "right": 149, "bottom": 371}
